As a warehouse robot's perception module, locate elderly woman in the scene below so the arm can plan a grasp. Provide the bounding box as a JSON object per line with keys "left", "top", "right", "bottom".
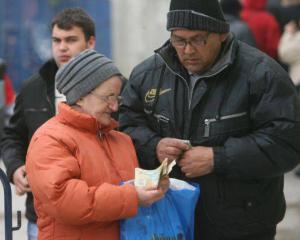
{"left": 25, "top": 49, "right": 167, "bottom": 240}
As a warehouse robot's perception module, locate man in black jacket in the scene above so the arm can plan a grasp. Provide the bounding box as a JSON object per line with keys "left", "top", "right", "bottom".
{"left": 119, "top": 0, "right": 300, "bottom": 239}
{"left": 1, "top": 8, "right": 95, "bottom": 240}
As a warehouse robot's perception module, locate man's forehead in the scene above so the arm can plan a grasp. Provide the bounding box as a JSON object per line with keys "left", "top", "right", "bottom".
{"left": 52, "top": 25, "right": 84, "bottom": 37}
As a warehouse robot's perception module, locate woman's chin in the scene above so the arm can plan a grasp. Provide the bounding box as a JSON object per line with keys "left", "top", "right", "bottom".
{"left": 98, "top": 117, "right": 112, "bottom": 126}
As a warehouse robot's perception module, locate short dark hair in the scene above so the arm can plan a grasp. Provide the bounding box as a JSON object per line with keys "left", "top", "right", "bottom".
{"left": 51, "top": 7, "right": 95, "bottom": 40}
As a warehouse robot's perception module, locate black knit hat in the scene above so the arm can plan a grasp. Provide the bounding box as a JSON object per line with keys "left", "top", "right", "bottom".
{"left": 167, "top": 0, "right": 230, "bottom": 33}
{"left": 55, "top": 49, "right": 121, "bottom": 105}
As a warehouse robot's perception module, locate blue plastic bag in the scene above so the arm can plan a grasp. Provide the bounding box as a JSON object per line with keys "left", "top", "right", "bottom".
{"left": 120, "top": 178, "right": 200, "bottom": 240}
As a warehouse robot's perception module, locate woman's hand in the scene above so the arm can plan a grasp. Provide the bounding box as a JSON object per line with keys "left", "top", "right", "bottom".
{"left": 135, "top": 177, "right": 170, "bottom": 206}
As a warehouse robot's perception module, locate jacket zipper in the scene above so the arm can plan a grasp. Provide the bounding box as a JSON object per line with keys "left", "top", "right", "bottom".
{"left": 46, "top": 94, "right": 55, "bottom": 115}
{"left": 188, "top": 64, "right": 229, "bottom": 109}
{"left": 157, "top": 54, "right": 230, "bottom": 139}
{"left": 159, "top": 54, "right": 230, "bottom": 110}
{"left": 204, "top": 111, "right": 247, "bottom": 137}
{"left": 217, "top": 177, "right": 226, "bottom": 203}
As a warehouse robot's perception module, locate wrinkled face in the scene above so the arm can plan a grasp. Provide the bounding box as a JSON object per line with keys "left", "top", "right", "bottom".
{"left": 171, "top": 29, "right": 228, "bottom": 74}
{"left": 76, "top": 76, "right": 122, "bottom": 126}
{"left": 52, "top": 25, "right": 95, "bottom": 67}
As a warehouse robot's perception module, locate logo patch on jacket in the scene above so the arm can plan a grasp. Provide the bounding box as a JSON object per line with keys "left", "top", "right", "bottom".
{"left": 144, "top": 88, "right": 172, "bottom": 103}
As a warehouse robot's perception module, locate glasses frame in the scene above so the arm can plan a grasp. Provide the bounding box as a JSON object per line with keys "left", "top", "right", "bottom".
{"left": 90, "top": 92, "right": 123, "bottom": 106}
{"left": 170, "top": 32, "right": 211, "bottom": 49}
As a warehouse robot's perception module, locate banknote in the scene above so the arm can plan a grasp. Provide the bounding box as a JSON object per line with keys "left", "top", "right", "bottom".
{"left": 134, "top": 158, "right": 176, "bottom": 188}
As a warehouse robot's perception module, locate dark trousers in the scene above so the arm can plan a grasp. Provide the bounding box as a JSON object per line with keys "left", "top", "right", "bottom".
{"left": 194, "top": 203, "right": 276, "bottom": 240}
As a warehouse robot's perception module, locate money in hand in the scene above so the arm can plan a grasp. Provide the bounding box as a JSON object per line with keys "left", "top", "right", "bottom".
{"left": 134, "top": 158, "right": 176, "bottom": 188}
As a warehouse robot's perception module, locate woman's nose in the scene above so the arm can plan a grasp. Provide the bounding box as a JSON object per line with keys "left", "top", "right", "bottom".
{"left": 109, "top": 101, "right": 119, "bottom": 112}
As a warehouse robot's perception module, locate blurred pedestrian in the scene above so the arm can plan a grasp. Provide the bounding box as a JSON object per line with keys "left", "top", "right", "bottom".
{"left": 241, "top": 0, "right": 281, "bottom": 59}
{"left": 281, "top": 0, "right": 300, "bottom": 26}
{"left": 279, "top": 20, "right": 300, "bottom": 92}
{"left": 119, "top": 0, "right": 300, "bottom": 239}
{"left": 1, "top": 8, "right": 96, "bottom": 240}
{"left": 220, "top": 0, "right": 256, "bottom": 46}
{"left": 278, "top": 19, "right": 300, "bottom": 177}
{"left": 0, "top": 59, "right": 15, "bottom": 153}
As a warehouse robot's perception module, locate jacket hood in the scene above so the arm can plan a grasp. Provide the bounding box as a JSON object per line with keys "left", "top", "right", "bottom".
{"left": 243, "top": 0, "right": 267, "bottom": 10}
{"left": 57, "top": 102, "right": 118, "bottom": 134}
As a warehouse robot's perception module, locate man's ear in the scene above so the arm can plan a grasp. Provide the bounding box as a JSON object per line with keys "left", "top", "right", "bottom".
{"left": 87, "top": 36, "right": 96, "bottom": 49}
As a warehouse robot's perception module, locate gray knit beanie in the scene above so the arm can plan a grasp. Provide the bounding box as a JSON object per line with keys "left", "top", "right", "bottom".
{"left": 167, "top": 0, "right": 229, "bottom": 33}
{"left": 55, "top": 49, "right": 121, "bottom": 105}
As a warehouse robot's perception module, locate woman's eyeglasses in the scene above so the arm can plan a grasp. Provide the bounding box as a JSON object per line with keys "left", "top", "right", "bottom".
{"left": 90, "top": 92, "right": 123, "bottom": 106}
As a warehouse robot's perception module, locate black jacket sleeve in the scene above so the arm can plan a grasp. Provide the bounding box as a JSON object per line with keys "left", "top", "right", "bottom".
{"left": 119, "top": 69, "right": 161, "bottom": 170}
{"left": 214, "top": 59, "right": 300, "bottom": 179}
{"left": 1, "top": 90, "right": 29, "bottom": 181}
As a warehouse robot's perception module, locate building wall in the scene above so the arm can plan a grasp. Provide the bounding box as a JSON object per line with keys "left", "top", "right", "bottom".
{"left": 111, "top": 0, "right": 170, "bottom": 78}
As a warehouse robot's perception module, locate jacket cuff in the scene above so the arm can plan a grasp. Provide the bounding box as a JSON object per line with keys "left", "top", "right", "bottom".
{"left": 138, "top": 135, "right": 161, "bottom": 169}
{"left": 120, "top": 184, "right": 139, "bottom": 218}
{"left": 213, "top": 146, "right": 226, "bottom": 175}
{"left": 5, "top": 161, "right": 24, "bottom": 183}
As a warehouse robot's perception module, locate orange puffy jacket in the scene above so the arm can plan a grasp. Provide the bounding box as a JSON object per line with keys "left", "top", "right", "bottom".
{"left": 26, "top": 103, "right": 138, "bottom": 240}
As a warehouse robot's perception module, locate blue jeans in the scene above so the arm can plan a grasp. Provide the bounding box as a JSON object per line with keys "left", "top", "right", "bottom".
{"left": 27, "top": 221, "right": 38, "bottom": 240}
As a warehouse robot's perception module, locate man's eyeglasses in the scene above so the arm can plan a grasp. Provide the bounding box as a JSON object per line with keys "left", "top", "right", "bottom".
{"left": 170, "top": 33, "right": 210, "bottom": 49}
{"left": 90, "top": 92, "right": 123, "bottom": 106}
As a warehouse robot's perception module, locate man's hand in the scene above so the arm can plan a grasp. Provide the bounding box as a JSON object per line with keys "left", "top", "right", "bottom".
{"left": 13, "top": 165, "right": 31, "bottom": 195}
{"left": 156, "top": 138, "right": 190, "bottom": 163}
{"left": 177, "top": 146, "right": 214, "bottom": 178}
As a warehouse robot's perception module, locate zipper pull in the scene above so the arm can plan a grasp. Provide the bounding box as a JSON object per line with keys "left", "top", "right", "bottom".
{"left": 154, "top": 114, "right": 170, "bottom": 123}
{"left": 204, "top": 119, "right": 210, "bottom": 137}
{"left": 98, "top": 131, "right": 103, "bottom": 139}
{"left": 204, "top": 118, "right": 217, "bottom": 137}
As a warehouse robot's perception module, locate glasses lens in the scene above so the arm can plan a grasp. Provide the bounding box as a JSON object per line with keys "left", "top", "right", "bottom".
{"left": 116, "top": 96, "right": 123, "bottom": 105}
{"left": 171, "top": 33, "right": 210, "bottom": 48}
{"left": 171, "top": 38, "right": 185, "bottom": 48}
{"left": 107, "top": 95, "right": 123, "bottom": 106}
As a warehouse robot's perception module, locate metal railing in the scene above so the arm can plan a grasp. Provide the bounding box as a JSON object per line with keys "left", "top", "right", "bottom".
{"left": 0, "top": 168, "right": 21, "bottom": 240}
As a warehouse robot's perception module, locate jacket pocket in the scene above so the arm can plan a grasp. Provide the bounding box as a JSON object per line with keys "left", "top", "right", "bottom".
{"left": 144, "top": 109, "right": 171, "bottom": 136}
{"left": 203, "top": 111, "right": 249, "bottom": 137}
{"left": 24, "top": 108, "right": 51, "bottom": 135}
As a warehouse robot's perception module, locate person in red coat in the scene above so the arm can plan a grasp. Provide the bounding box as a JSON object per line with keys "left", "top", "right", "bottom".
{"left": 0, "top": 59, "right": 15, "bottom": 152}
{"left": 241, "top": 0, "right": 281, "bottom": 59}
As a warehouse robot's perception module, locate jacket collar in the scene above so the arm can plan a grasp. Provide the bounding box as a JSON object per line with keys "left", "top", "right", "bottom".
{"left": 155, "top": 33, "right": 238, "bottom": 79}
{"left": 39, "top": 59, "right": 58, "bottom": 83}
{"left": 57, "top": 102, "right": 118, "bottom": 135}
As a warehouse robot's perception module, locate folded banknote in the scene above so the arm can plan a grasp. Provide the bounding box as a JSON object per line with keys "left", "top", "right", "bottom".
{"left": 134, "top": 158, "right": 176, "bottom": 188}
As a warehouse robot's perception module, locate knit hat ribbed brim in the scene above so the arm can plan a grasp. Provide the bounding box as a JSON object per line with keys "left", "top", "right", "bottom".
{"left": 55, "top": 49, "right": 121, "bottom": 105}
{"left": 167, "top": 0, "right": 230, "bottom": 33}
